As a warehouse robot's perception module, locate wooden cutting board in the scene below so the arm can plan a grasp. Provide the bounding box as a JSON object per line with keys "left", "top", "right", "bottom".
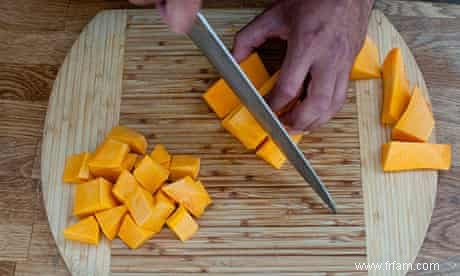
{"left": 41, "top": 9, "right": 438, "bottom": 276}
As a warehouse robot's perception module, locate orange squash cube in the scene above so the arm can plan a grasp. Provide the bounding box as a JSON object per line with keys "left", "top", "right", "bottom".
{"left": 163, "top": 176, "right": 212, "bottom": 218}
{"left": 258, "top": 70, "right": 280, "bottom": 97}
{"left": 95, "top": 205, "right": 128, "bottom": 240}
{"left": 153, "top": 190, "right": 176, "bottom": 227}
{"left": 133, "top": 155, "right": 143, "bottom": 169}
{"left": 167, "top": 205, "right": 199, "bottom": 242}
{"left": 107, "top": 125, "right": 147, "bottom": 154}
{"left": 381, "top": 48, "right": 411, "bottom": 124}
{"left": 133, "top": 156, "right": 169, "bottom": 193}
{"left": 149, "top": 191, "right": 176, "bottom": 231}
{"left": 256, "top": 134, "right": 303, "bottom": 169}
{"left": 126, "top": 187, "right": 155, "bottom": 227}
{"left": 126, "top": 187, "right": 175, "bottom": 232}
{"left": 73, "top": 177, "right": 117, "bottom": 217}
{"left": 222, "top": 106, "right": 268, "bottom": 150}
{"left": 203, "top": 53, "right": 270, "bottom": 118}
{"left": 112, "top": 170, "right": 141, "bottom": 203}
{"left": 169, "top": 155, "right": 200, "bottom": 181}
{"left": 150, "top": 144, "right": 171, "bottom": 168}
{"left": 392, "top": 86, "right": 434, "bottom": 142}
{"left": 63, "top": 216, "right": 100, "bottom": 245}
{"left": 62, "top": 152, "right": 91, "bottom": 184}
{"left": 118, "top": 214, "right": 155, "bottom": 249}
{"left": 350, "top": 36, "right": 381, "bottom": 80}
{"left": 122, "top": 153, "right": 138, "bottom": 172}
{"left": 382, "top": 142, "right": 451, "bottom": 172}
{"left": 88, "top": 139, "right": 129, "bottom": 181}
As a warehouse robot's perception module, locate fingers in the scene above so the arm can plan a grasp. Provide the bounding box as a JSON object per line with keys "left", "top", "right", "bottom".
{"left": 266, "top": 37, "right": 314, "bottom": 113}
{"left": 129, "top": 0, "right": 201, "bottom": 33}
{"left": 309, "top": 70, "right": 348, "bottom": 130}
{"left": 232, "top": 8, "right": 286, "bottom": 62}
{"left": 162, "top": 0, "right": 201, "bottom": 33}
{"left": 281, "top": 62, "right": 336, "bottom": 131}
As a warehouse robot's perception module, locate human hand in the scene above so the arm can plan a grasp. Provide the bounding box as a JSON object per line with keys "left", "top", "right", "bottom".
{"left": 233, "top": 0, "right": 374, "bottom": 132}
{"left": 129, "top": 0, "right": 201, "bottom": 33}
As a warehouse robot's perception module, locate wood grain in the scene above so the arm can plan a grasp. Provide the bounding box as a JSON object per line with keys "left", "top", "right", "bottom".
{"left": 40, "top": 10, "right": 127, "bottom": 276}
{"left": 0, "top": 0, "right": 69, "bottom": 32}
{"left": 0, "top": 261, "right": 15, "bottom": 276}
{"left": 0, "top": 30, "right": 77, "bottom": 65}
{"left": 39, "top": 8, "right": 441, "bottom": 275}
{"left": 0, "top": 64, "right": 57, "bottom": 101}
{"left": 0, "top": 224, "right": 33, "bottom": 262}
{"left": 377, "top": 4, "right": 460, "bottom": 274}
{"left": 358, "top": 12, "right": 438, "bottom": 276}
{"left": 0, "top": 0, "right": 459, "bottom": 275}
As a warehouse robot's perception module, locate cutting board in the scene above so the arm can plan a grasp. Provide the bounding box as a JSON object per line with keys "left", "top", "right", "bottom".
{"left": 41, "top": 9, "right": 438, "bottom": 276}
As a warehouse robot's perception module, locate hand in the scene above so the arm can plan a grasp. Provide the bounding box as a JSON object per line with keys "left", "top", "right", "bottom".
{"left": 129, "top": 0, "right": 201, "bottom": 33}
{"left": 233, "top": 0, "right": 374, "bottom": 132}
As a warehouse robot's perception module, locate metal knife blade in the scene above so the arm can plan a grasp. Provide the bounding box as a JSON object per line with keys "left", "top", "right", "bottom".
{"left": 188, "top": 12, "right": 337, "bottom": 213}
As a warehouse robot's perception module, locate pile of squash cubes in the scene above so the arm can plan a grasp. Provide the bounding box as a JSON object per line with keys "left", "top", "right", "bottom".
{"left": 62, "top": 126, "right": 212, "bottom": 248}
{"left": 203, "top": 37, "right": 450, "bottom": 172}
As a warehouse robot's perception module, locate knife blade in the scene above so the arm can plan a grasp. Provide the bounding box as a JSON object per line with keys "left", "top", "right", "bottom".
{"left": 188, "top": 12, "right": 337, "bottom": 213}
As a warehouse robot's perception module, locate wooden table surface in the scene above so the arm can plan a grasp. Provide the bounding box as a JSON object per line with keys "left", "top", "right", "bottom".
{"left": 0, "top": 0, "right": 458, "bottom": 275}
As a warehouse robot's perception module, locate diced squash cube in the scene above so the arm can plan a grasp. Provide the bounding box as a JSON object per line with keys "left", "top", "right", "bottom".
{"left": 126, "top": 187, "right": 155, "bottom": 228}
{"left": 95, "top": 205, "right": 127, "bottom": 240}
{"left": 203, "top": 53, "right": 270, "bottom": 118}
{"left": 350, "top": 36, "right": 381, "bottom": 80}
{"left": 134, "top": 155, "right": 143, "bottom": 169}
{"left": 62, "top": 152, "right": 91, "bottom": 184}
{"left": 63, "top": 216, "right": 100, "bottom": 245}
{"left": 150, "top": 144, "right": 171, "bottom": 168}
{"left": 154, "top": 191, "right": 176, "bottom": 220}
{"left": 381, "top": 142, "right": 451, "bottom": 171}
{"left": 79, "top": 153, "right": 92, "bottom": 180}
{"left": 381, "top": 48, "right": 411, "bottom": 124}
{"left": 167, "top": 205, "right": 198, "bottom": 242}
{"left": 88, "top": 139, "right": 129, "bottom": 181}
{"left": 256, "top": 134, "right": 303, "bottom": 169}
{"left": 107, "top": 125, "right": 147, "bottom": 154}
{"left": 126, "top": 187, "right": 173, "bottom": 232}
{"left": 163, "top": 176, "right": 212, "bottom": 218}
{"left": 118, "top": 214, "right": 155, "bottom": 249}
{"left": 169, "top": 155, "right": 200, "bottom": 181}
{"left": 258, "top": 70, "right": 280, "bottom": 97}
{"left": 222, "top": 106, "right": 268, "bottom": 150}
{"left": 112, "top": 170, "right": 141, "bottom": 203}
{"left": 133, "top": 156, "right": 169, "bottom": 193}
{"left": 73, "top": 177, "right": 117, "bottom": 216}
{"left": 392, "top": 86, "right": 434, "bottom": 142}
{"left": 122, "top": 153, "right": 138, "bottom": 172}
{"left": 145, "top": 191, "right": 176, "bottom": 232}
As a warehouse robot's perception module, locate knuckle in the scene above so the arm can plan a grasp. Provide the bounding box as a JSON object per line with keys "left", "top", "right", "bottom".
{"left": 310, "top": 95, "right": 332, "bottom": 114}
{"left": 276, "top": 83, "right": 299, "bottom": 99}
{"left": 291, "top": 117, "right": 310, "bottom": 131}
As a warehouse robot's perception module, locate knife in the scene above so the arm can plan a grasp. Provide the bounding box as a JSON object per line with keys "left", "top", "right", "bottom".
{"left": 188, "top": 12, "right": 337, "bottom": 213}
